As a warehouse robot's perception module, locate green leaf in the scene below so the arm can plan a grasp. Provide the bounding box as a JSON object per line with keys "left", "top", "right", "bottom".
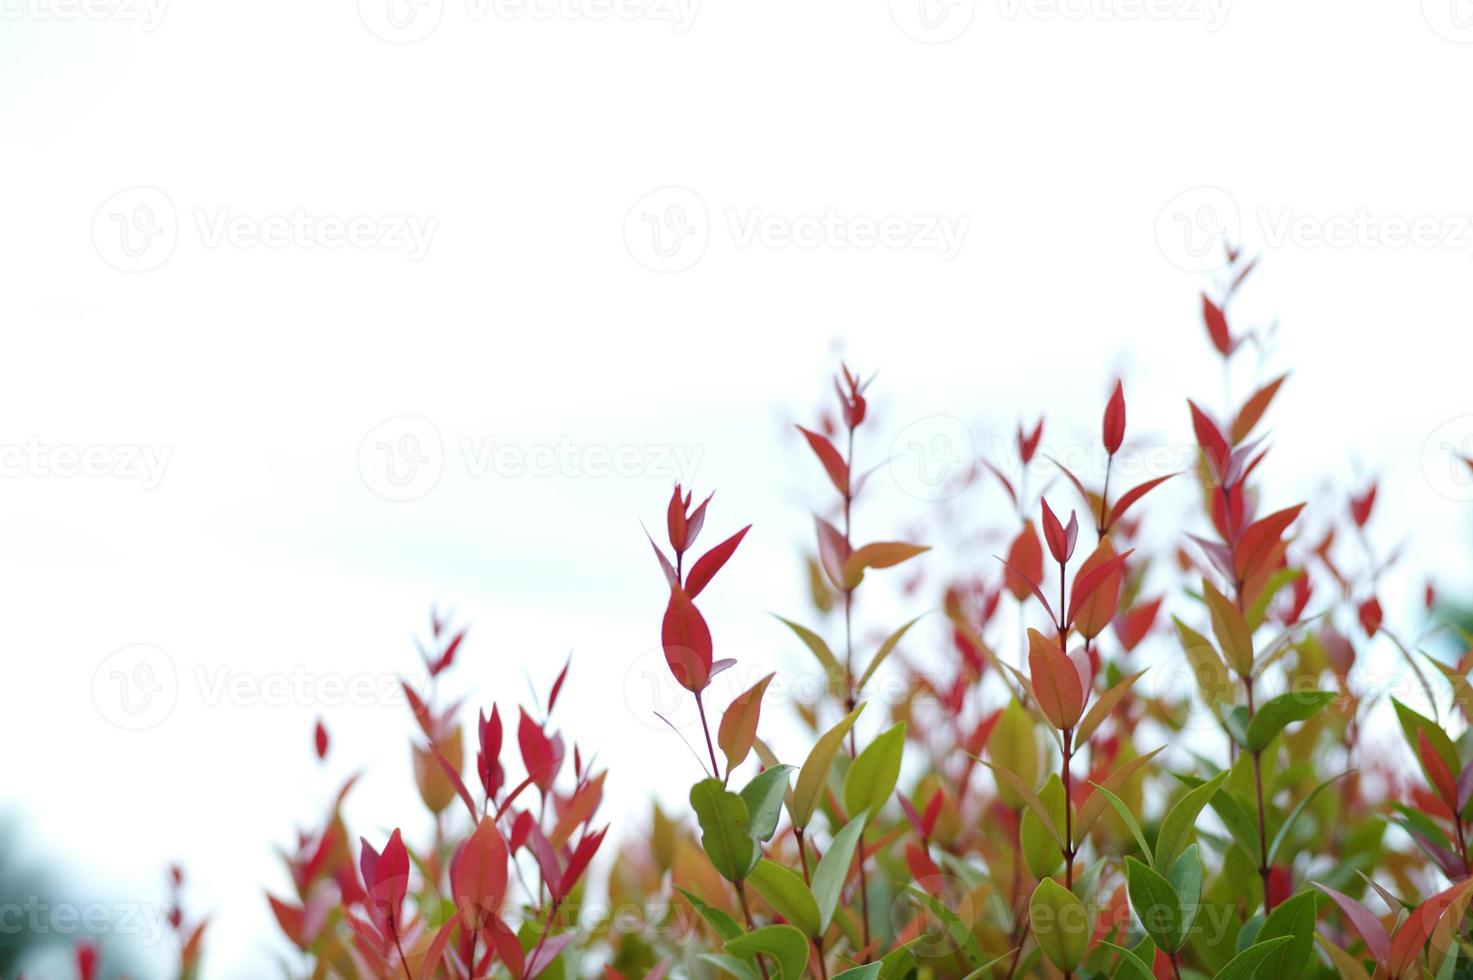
{"left": 1393, "top": 697, "right": 1460, "bottom": 780}
{"left": 833, "top": 965, "right": 883, "bottom": 980}
{"left": 740, "top": 765, "right": 796, "bottom": 844}
{"left": 790, "top": 704, "right": 865, "bottom": 830}
{"left": 748, "top": 860, "right": 820, "bottom": 938}
{"left": 725, "top": 924, "right": 810, "bottom": 979}
{"left": 1022, "top": 775, "right": 1067, "bottom": 878}
{"left": 1096, "top": 940, "right": 1156, "bottom": 980}
{"left": 1252, "top": 891, "right": 1316, "bottom": 978}
{"left": 982, "top": 760, "right": 1063, "bottom": 849}
{"left": 1090, "top": 781, "right": 1153, "bottom": 866}
{"left": 1213, "top": 935, "right": 1292, "bottom": 980}
{"left": 1204, "top": 579, "right": 1254, "bottom": 676}
{"left": 1155, "top": 771, "right": 1229, "bottom": 869}
{"left": 812, "top": 810, "right": 869, "bottom": 931}
{"left": 1030, "top": 877, "right": 1090, "bottom": 972}
{"left": 698, "top": 953, "right": 758, "bottom": 980}
{"left": 1244, "top": 691, "right": 1335, "bottom": 753}
{"left": 1167, "top": 845, "right": 1203, "bottom": 936}
{"left": 1267, "top": 770, "right": 1353, "bottom": 864}
{"left": 773, "top": 615, "right": 844, "bottom": 690}
{"left": 1125, "top": 856, "right": 1184, "bottom": 952}
{"left": 857, "top": 615, "right": 925, "bottom": 691}
{"left": 843, "top": 723, "right": 906, "bottom": 820}
{"left": 690, "top": 778, "right": 758, "bottom": 882}
{"left": 1076, "top": 669, "right": 1147, "bottom": 744}
{"left": 1175, "top": 616, "right": 1232, "bottom": 707}
{"left": 678, "top": 887, "right": 742, "bottom": 941}
{"left": 958, "top": 949, "right": 1021, "bottom": 978}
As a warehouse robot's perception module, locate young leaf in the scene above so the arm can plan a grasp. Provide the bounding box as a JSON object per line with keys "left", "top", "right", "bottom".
{"left": 1155, "top": 771, "right": 1229, "bottom": 870}
{"left": 725, "top": 924, "right": 810, "bottom": 980}
{"left": 740, "top": 765, "right": 796, "bottom": 843}
{"left": 842, "top": 541, "right": 930, "bottom": 588}
{"left": 1125, "top": 856, "right": 1184, "bottom": 952}
{"left": 1313, "top": 884, "right": 1390, "bottom": 969}
{"left": 796, "top": 425, "right": 848, "bottom": 496}
{"left": 1027, "top": 628, "right": 1085, "bottom": 731}
{"left": 686, "top": 525, "right": 752, "bottom": 599}
{"left": 748, "top": 860, "right": 820, "bottom": 938}
{"left": 689, "top": 778, "right": 758, "bottom": 882}
{"left": 1075, "top": 668, "right": 1145, "bottom": 744}
{"left": 718, "top": 673, "right": 775, "bottom": 774}
{"left": 857, "top": 615, "right": 925, "bottom": 692}
{"left": 1244, "top": 690, "right": 1335, "bottom": 753}
{"left": 772, "top": 615, "right": 844, "bottom": 690}
{"left": 812, "top": 810, "right": 869, "bottom": 932}
{"left": 1030, "top": 878, "right": 1089, "bottom": 973}
{"left": 843, "top": 723, "right": 905, "bottom": 820}
{"left": 790, "top": 703, "right": 865, "bottom": 830}
{"left": 662, "top": 587, "right": 713, "bottom": 692}
{"left": 1203, "top": 579, "right": 1254, "bottom": 677}
{"left": 1213, "top": 936, "right": 1293, "bottom": 980}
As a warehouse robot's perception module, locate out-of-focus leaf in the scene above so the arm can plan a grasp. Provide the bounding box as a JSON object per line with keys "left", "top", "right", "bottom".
{"left": 790, "top": 703, "right": 865, "bottom": 830}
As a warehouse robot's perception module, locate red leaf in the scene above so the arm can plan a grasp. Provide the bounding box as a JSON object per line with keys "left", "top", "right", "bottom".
{"left": 451, "top": 817, "right": 510, "bottom": 928}
{"left": 661, "top": 587, "right": 713, "bottom": 692}
{"left": 1232, "top": 504, "right": 1305, "bottom": 582}
{"left": 314, "top": 719, "right": 329, "bottom": 760}
{"left": 1202, "top": 293, "right": 1235, "bottom": 356}
{"left": 518, "top": 709, "right": 563, "bottom": 791}
{"left": 1018, "top": 417, "right": 1044, "bottom": 464}
{"left": 645, "top": 528, "right": 678, "bottom": 588}
{"left": 1002, "top": 521, "right": 1044, "bottom": 603}
{"left": 666, "top": 484, "right": 689, "bottom": 554}
{"left": 1112, "top": 596, "right": 1162, "bottom": 652}
{"left": 905, "top": 842, "right": 944, "bottom": 893}
{"left": 1071, "top": 537, "right": 1123, "bottom": 641}
{"left": 686, "top": 525, "right": 751, "bottom": 599}
{"left": 1314, "top": 884, "right": 1390, "bottom": 971}
{"left": 797, "top": 425, "right": 850, "bottom": 496}
{"left": 1067, "top": 549, "right": 1134, "bottom": 628}
{"left": 548, "top": 654, "right": 572, "bottom": 713}
{"left": 1350, "top": 482, "right": 1377, "bottom": 528}
{"left": 1230, "top": 374, "right": 1287, "bottom": 444}
{"left": 814, "top": 515, "right": 851, "bottom": 591}
{"left": 1419, "top": 730, "right": 1458, "bottom": 810}
{"left": 1028, "top": 628, "right": 1084, "bottom": 730}
{"left": 1188, "top": 400, "right": 1231, "bottom": 484}
{"left": 1041, "top": 498, "right": 1078, "bottom": 564}
{"left": 1107, "top": 474, "right": 1176, "bottom": 529}
{"left": 559, "top": 825, "right": 608, "bottom": 897}
{"left": 1357, "top": 596, "right": 1383, "bottom": 637}
{"left": 1102, "top": 380, "right": 1125, "bottom": 454}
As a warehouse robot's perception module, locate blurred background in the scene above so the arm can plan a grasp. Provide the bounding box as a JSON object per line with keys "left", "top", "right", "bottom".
{"left": 3, "top": 1, "right": 1473, "bottom": 975}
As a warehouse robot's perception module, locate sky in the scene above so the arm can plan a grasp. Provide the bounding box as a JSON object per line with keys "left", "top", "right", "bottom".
{"left": 3, "top": 0, "right": 1473, "bottom": 976}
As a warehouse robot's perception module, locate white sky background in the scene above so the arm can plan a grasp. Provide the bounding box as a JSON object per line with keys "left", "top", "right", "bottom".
{"left": 3, "top": 0, "right": 1473, "bottom": 976}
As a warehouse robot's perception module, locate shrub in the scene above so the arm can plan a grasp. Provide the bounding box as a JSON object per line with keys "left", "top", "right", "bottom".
{"left": 86, "top": 249, "right": 1473, "bottom": 978}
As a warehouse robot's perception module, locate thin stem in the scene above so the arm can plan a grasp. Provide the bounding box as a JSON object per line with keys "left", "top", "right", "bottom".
{"left": 840, "top": 423, "right": 872, "bottom": 955}
{"left": 736, "top": 885, "right": 772, "bottom": 980}
{"left": 391, "top": 927, "right": 414, "bottom": 980}
{"left": 1097, "top": 453, "right": 1113, "bottom": 535}
{"left": 695, "top": 690, "right": 722, "bottom": 783}
{"left": 1062, "top": 727, "right": 1076, "bottom": 980}
{"left": 1245, "top": 677, "right": 1274, "bottom": 914}
{"left": 796, "top": 827, "right": 812, "bottom": 884}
